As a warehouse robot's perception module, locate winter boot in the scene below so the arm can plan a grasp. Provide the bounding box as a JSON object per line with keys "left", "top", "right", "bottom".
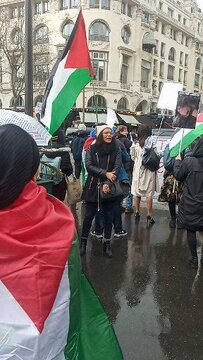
{"left": 103, "top": 240, "right": 112, "bottom": 258}
{"left": 80, "top": 239, "right": 87, "bottom": 256}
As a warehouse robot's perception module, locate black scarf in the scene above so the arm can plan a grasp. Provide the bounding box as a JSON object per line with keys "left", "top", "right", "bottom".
{"left": 94, "top": 139, "right": 117, "bottom": 157}
{"left": 0, "top": 124, "right": 40, "bottom": 209}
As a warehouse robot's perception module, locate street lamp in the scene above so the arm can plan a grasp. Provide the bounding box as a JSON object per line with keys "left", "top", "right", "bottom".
{"left": 24, "top": 0, "right": 33, "bottom": 116}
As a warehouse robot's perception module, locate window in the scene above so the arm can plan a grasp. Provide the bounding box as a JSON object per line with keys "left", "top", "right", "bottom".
{"left": 34, "top": 95, "right": 44, "bottom": 106}
{"left": 90, "top": 51, "right": 108, "bottom": 81}
{"left": 161, "top": 23, "right": 166, "bottom": 35}
{"left": 0, "top": 100, "right": 2, "bottom": 109}
{"left": 158, "top": 81, "right": 163, "bottom": 93}
{"left": 178, "top": 14, "right": 181, "bottom": 22}
{"left": 34, "top": 25, "right": 49, "bottom": 44}
{"left": 121, "top": 2, "right": 131, "bottom": 16}
{"left": 34, "top": 54, "right": 49, "bottom": 82}
{"left": 10, "top": 7, "right": 18, "bottom": 18}
{"left": 142, "top": 11, "right": 149, "bottom": 24}
{"left": 197, "top": 23, "right": 201, "bottom": 34}
{"left": 184, "top": 70, "right": 187, "bottom": 84}
{"left": 89, "top": 21, "right": 110, "bottom": 42}
{"left": 141, "top": 60, "right": 151, "bottom": 88}
{"left": 19, "top": 5, "right": 24, "bottom": 17}
{"left": 61, "top": 0, "right": 68, "bottom": 9}
{"left": 194, "top": 73, "right": 200, "bottom": 88}
{"left": 101, "top": 0, "right": 110, "bottom": 9}
{"left": 117, "top": 97, "right": 128, "bottom": 110}
{"left": 153, "top": 59, "right": 158, "bottom": 76}
{"left": 120, "top": 55, "right": 129, "bottom": 85}
{"left": 35, "top": 1, "right": 42, "bottom": 14}
{"left": 87, "top": 95, "right": 106, "bottom": 108}
{"left": 168, "top": 8, "right": 173, "bottom": 18}
{"left": 168, "top": 47, "right": 175, "bottom": 61}
{"left": 196, "top": 42, "right": 200, "bottom": 51}
{"left": 89, "top": 0, "right": 99, "bottom": 8}
{"left": 183, "top": 18, "right": 186, "bottom": 25}
{"left": 43, "top": 1, "right": 50, "bottom": 12}
{"left": 121, "top": 26, "right": 131, "bottom": 44}
{"left": 167, "top": 65, "right": 174, "bottom": 80}
{"left": 180, "top": 52, "right": 183, "bottom": 65}
{"left": 11, "top": 28, "right": 23, "bottom": 45}
{"left": 159, "top": 2, "right": 163, "bottom": 10}
{"left": 154, "top": 40, "right": 159, "bottom": 55}
{"left": 161, "top": 42, "right": 165, "bottom": 58}
{"left": 62, "top": 21, "right": 74, "bottom": 39}
{"left": 185, "top": 37, "right": 189, "bottom": 47}
{"left": 196, "top": 58, "right": 201, "bottom": 71}
{"left": 159, "top": 61, "right": 164, "bottom": 77}
{"left": 178, "top": 69, "right": 183, "bottom": 82}
{"left": 35, "top": 1, "right": 49, "bottom": 14}
{"left": 185, "top": 54, "right": 188, "bottom": 67}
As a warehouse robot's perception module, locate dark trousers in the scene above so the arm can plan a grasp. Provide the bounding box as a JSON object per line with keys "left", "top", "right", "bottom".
{"left": 95, "top": 200, "right": 123, "bottom": 234}
{"left": 168, "top": 200, "right": 176, "bottom": 219}
{"left": 74, "top": 159, "right": 82, "bottom": 179}
{"left": 187, "top": 230, "right": 197, "bottom": 258}
{"left": 81, "top": 202, "right": 114, "bottom": 241}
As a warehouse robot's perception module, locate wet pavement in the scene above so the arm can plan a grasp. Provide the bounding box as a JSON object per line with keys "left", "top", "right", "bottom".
{"left": 75, "top": 204, "right": 203, "bottom": 360}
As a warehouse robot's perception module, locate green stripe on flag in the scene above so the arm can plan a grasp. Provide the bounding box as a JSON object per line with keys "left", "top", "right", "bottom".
{"left": 50, "top": 68, "right": 92, "bottom": 135}
{"left": 65, "top": 235, "right": 123, "bottom": 360}
{"left": 170, "top": 124, "right": 203, "bottom": 157}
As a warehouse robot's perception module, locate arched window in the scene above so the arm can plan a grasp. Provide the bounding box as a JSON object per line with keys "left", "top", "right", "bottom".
{"left": 34, "top": 25, "right": 49, "bottom": 44}
{"left": 89, "top": 21, "right": 110, "bottom": 42}
{"left": 11, "top": 28, "right": 23, "bottom": 45}
{"left": 121, "top": 26, "right": 131, "bottom": 44}
{"left": 34, "top": 95, "right": 44, "bottom": 107}
{"left": 168, "top": 47, "right": 176, "bottom": 61}
{"left": 195, "top": 58, "right": 201, "bottom": 71}
{"left": 142, "top": 32, "right": 156, "bottom": 53}
{"left": 117, "top": 97, "right": 129, "bottom": 110}
{"left": 61, "top": 21, "right": 74, "bottom": 39}
{"left": 87, "top": 95, "right": 106, "bottom": 108}
{"left": 10, "top": 96, "right": 24, "bottom": 107}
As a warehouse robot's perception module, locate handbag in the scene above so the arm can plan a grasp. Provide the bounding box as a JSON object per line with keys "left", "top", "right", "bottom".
{"left": 99, "top": 181, "right": 123, "bottom": 202}
{"left": 65, "top": 175, "right": 82, "bottom": 205}
{"left": 142, "top": 148, "right": 160, "bottom": 172}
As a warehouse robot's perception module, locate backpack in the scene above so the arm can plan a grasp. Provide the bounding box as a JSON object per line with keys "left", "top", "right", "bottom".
{"left": 71, "top": 137, "right": 85, "bottom": 161}
{"left": 39, "top": 154, "right": 63, "bottom": 185}
{"left": 163, "top": 144, "right": 175, "bottom": 172}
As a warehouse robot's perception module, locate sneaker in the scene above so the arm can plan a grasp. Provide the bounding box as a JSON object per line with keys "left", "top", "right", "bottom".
{"left": 125, "top": 208, "right": 134, "bottom": 214}
{"left": 114, "top": 230, "right": 128, "bottom": 238}
{"left": 90, "top": 231, "right": 103, "bottom": 239}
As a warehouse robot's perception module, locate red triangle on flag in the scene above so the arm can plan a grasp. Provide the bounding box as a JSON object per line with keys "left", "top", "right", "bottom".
{"left": 64, "top": 11, "right": 94, "bottom": 76}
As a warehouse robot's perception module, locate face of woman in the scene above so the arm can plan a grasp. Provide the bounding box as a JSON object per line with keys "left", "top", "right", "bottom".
{"left": 102, "top": 128, "right": 113, "bottom": 143}
{"left": 121, "top": 129, "right": 128, "bottom": 137}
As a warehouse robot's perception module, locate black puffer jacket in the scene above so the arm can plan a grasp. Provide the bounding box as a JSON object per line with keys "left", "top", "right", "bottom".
{"left": 83, "top": 141, "right": 122, "bottom": 203}
{"left": 173, "top": 137, "right": 203, "bottom": 231}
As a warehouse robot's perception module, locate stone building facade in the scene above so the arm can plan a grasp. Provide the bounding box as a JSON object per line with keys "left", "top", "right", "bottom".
{"left": 0, "top": 0, "right": 202, "bottom": 114}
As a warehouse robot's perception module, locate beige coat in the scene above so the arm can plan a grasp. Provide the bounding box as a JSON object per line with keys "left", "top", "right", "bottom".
{"left": 131, "top": 143, "right": 159, "bottom": 197}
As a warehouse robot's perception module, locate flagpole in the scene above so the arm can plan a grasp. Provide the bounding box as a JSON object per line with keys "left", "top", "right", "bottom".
{"left": 82, "top": 89, "right": 85, "bottom": 123}
{"left": 92, "top": 83, "right": 98, "bottom": 124}
{"left": 24, "top": 0, "right": 33, "bottom": 116}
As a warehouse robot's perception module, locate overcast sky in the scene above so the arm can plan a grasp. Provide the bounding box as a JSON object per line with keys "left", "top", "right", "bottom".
{"left": 196, "top": 0, "right": 203, "bottom": 11}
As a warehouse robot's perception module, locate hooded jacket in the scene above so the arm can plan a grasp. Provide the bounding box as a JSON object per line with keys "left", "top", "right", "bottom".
{"left": 173, "top": 137, "right": 203, "bottom": 231}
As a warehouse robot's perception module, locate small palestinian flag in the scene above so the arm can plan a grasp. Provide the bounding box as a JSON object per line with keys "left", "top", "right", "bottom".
{"left": 41, "top": 10, "right": 94, "bottom": 134}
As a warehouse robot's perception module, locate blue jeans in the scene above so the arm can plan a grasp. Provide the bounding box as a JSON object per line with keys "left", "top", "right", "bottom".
{"left": 81, "top": 202, "right": 114, "bottom": 241}
{"left": 95, "top": 200, "right": 122, "bottom": 234}
{"left": 123, "top": 193, "right": 133, "bottom": 209}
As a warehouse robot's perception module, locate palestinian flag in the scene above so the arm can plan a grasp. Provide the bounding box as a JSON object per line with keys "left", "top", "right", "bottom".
{"left": 41, "top": 10, "right": 94, "bottom": 135}
{"left": 0, "top": 181, "right": 123, "bottom": 360}
{"left": 169, "top": 112, "right": 203, "bottom": 157}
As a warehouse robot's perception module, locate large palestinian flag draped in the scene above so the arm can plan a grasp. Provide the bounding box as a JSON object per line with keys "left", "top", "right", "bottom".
{"left": 0, "top": 181, "right": 123, "bottom": 359}
{"left": 41, "top": 10, "right": 94, "bottom": 134}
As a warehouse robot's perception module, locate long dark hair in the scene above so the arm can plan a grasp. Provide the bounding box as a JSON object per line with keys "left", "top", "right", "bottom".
{"left": 137, "top": 125, "right": 152, "bottom": 148}
{"left": 95, "top": 129, "right": 115, "bottom": 147}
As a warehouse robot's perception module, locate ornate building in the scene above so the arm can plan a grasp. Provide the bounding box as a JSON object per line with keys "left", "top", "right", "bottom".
{"left": 0, "top": 0, "right": 202, "bottom": 114}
